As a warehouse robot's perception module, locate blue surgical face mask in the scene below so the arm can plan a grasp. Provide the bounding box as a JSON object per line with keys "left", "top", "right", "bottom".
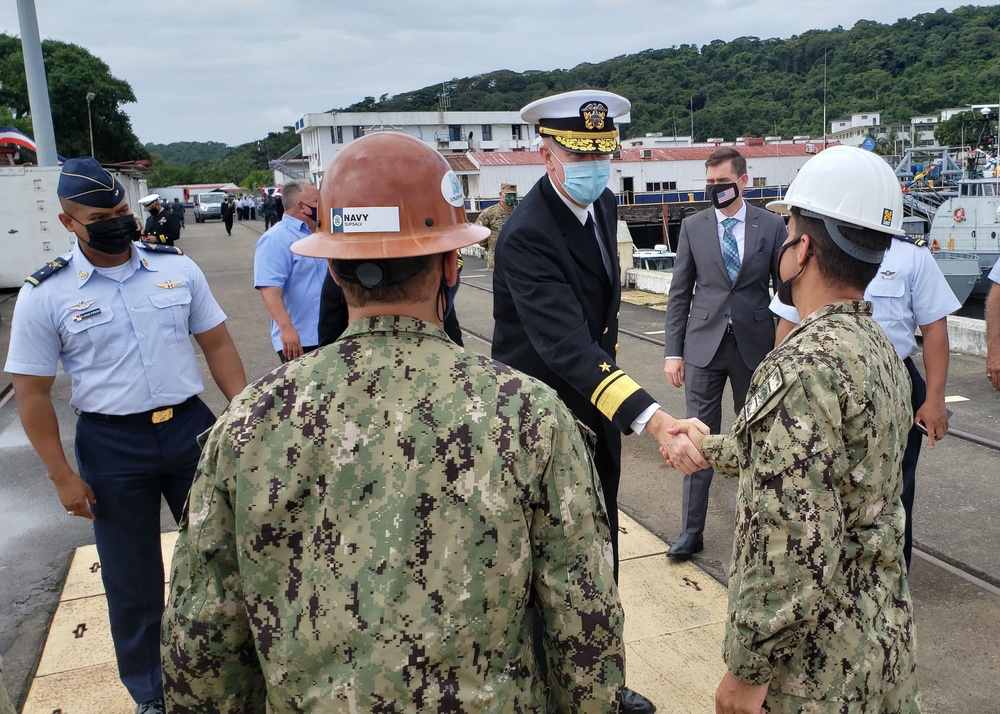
{"left": 554, "top": 154, "right": 611, "bottom": 206}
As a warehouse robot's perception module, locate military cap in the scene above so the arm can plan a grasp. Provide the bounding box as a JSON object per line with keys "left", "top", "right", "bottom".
{"left": 521, "top": 90, "right": 630, "bottom": 154}
{"left": 138, "top": 193, "right": 161, "bottom": 206}
{"left": 501, "top": 183, "right": 517, "bottom": 194}
{"left": 57, "top": 157, "right": 127, "bottom": 208}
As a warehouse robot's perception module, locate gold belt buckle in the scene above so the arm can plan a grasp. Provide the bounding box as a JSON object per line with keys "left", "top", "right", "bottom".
{"left": 151, "top": 407, "right": 174, "bottom": 424}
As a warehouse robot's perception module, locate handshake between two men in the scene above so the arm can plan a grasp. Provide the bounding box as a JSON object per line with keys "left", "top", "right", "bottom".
{"left": 643, "top": 410, "right": 712, "bottom": 475}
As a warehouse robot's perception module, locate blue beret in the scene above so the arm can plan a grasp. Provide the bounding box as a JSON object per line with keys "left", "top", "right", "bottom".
{"left": 58, "top": 157, "right": 127, "bottom": 208}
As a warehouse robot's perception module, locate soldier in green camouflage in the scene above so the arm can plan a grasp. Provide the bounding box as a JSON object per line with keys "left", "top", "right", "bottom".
{"left": 161, "top": 133, "right": 625, "bottom": 713}
{"left": 668, "top": 147, "right": 921, "bottom": 713}
{"left": 475, "top": 183, "right": 517, "bottom": 270}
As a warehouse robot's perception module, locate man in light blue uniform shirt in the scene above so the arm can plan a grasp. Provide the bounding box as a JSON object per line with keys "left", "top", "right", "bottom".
{"left": 4, "top": 157, "right": 247, "bottom": 714}
{"left": 772, "top": 236, "right": 960, "bottom": 568}
{"left": 987, "top": 258, "right": 1000, "bottom": 392}
{"left": 253, "top": 180, "right": 326, "bottom": 362}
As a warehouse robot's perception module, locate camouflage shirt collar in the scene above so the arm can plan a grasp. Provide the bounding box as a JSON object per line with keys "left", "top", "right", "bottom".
{"left": 800, "top": 300, "right": 873, "bottom": 327}
{"left": 341, "top": 315, "right": 451, "bottom": 342}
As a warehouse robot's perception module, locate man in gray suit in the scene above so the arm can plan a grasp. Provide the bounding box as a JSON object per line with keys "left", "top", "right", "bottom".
{"left": 663, "top": 147, "right": 787, "bottom": 558}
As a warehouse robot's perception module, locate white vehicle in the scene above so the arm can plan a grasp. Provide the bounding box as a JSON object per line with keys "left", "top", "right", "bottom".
{"left": 193, "top": 192, "right": 226, "bottom": 222}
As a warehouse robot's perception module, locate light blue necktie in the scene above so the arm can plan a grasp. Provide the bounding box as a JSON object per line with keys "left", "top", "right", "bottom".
{"left": 721, "top": 217, "right": 740, "bottom": 285}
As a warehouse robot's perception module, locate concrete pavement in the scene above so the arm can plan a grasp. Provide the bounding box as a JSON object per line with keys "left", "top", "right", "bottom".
{"left": 2, "top": 215, "right": 999, "bottom": 712}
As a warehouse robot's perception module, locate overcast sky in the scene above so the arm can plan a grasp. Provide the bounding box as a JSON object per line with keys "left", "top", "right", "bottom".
{"left": 0, "top": 0, "right": 985, "bottom": 147}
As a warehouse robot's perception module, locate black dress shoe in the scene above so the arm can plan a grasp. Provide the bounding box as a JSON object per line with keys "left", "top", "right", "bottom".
{"left": 620, "top": 687, "right": 657, "bottom": 713}
{"left": 666, "top": 532, "right": 704, "bottom": 560}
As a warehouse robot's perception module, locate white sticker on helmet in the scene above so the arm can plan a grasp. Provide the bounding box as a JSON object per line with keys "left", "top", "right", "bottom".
{"left": 329, "top": 207, "right": 400, "bottom": 233}
{"left": 441, "top": 170, "right": 465, "bottom": 207}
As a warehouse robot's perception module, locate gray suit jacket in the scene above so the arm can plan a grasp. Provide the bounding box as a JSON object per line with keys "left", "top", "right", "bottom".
{"left": 663, "top": 203, "right": 787, "bottom": 369}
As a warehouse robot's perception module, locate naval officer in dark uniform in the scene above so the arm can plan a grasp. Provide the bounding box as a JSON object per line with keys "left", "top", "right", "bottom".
{"left": 491, "top": 90, "right": 708, "bottom": 714}
{"left": 138, "top": 193, "right": 182, "bottom": 246}
{"left": 4, "top": 158, "right": 246, "bottom": 714}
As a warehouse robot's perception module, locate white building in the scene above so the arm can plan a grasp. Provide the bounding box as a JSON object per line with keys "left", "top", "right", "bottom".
{"left": 830, "top": 112, "right": 882, "bottom": 133}
{"left": 295, "top": 110, "right": 556, "bottom": 182}
{"left": 941, "top": 104, "right": 999, "bottom": 121}
{"left": 621, "top": 133, "right": 694, "bottom": 148}
{"left": 828, "top": 111, "right": 941, "bottom": 149}
{"left": 459, "top": 142, "right": 833, "bottom": 210}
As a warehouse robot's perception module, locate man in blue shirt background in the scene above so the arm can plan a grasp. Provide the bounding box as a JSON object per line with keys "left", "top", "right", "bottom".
{"left": 253, "top": 181, "right": 326, "bottom": 362}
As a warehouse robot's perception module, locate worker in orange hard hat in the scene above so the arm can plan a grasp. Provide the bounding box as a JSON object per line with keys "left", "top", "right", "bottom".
{"left": 162, "top": 131, "right": 629, "bottom": 711}
{"left": 305, "top": 132, "right": 477, "bottom": 344}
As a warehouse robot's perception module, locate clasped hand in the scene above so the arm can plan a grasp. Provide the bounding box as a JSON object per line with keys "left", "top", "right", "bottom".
{"left": 645, "top": 411, "right": 710, "bottom": 474}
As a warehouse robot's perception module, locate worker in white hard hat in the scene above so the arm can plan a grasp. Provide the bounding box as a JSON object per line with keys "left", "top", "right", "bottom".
{"left": 667, "top": 146, "right": 921, "bottom": 713}
{"left": 163, "top": 132, "right": 627, "bottom": 712}
{"left": 770, "top": 146, "right": 962, "bottom": 572}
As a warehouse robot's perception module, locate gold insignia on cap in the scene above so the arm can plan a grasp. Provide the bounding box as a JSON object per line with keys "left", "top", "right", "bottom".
{"left": 156, "top": 280, "right": 181, "bottom": 289}
{"left": 78, "top": 271, "right": 89, "bottom": 280}
{"left": 581, "top": 101, "right": 608, "bottom": 130}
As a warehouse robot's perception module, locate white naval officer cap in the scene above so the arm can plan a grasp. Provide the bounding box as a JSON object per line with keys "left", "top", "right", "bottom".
{"left": 138, "top": 193, "right": 161, "bottom": 206}
{"left": 520, "top": 89, "right": 630, "bottom": 154}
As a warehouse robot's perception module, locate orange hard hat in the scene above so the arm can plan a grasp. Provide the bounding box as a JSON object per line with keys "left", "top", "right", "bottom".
{"left": 292, "top": 132, "right": 488, "bottom": 260}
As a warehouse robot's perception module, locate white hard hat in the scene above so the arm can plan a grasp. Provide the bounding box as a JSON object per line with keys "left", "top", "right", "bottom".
{"left": 768, "top": 146, "right": 904, "bottom": 236}
{"left": 767, "top": 145, "right": 903, "bottom": 263}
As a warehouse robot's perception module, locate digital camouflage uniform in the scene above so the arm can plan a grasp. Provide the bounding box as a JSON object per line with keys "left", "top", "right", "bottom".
{"left": 701, "top": 301, "right": 921, "bottom": 713}
{"left": 162, "top": 316, "right": 625, "bottom": 713}
{"left": 476, "top": 202, "right": 513, "bottom": 270}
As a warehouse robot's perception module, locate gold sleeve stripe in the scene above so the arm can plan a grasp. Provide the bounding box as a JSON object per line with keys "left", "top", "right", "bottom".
{"left": 591, "top": 370, "right": 625, "bottom": 404}
{"left": 591, "top": 370, "right": 643, "bottom": 421}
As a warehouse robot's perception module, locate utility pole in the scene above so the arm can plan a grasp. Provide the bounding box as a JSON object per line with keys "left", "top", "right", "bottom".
{"left": 86, "top": 91, "right": 96, "bottom": 158}
{"left": 16, "top": 0, "right": 58, "bottom": 165}
{"left": 822, "top": 49, "right": 828, "bottom": 150}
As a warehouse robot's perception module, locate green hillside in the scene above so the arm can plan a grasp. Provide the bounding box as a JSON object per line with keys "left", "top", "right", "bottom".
{"left": 343, "top": 5, "right": 1000, "bottom": 142}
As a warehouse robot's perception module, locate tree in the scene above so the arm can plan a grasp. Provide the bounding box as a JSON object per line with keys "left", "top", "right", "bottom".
{"left": 0, "top": 33, "right": 147, "bottom": 161}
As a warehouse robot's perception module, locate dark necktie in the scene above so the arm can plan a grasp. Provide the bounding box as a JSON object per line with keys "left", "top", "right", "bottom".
{"left": 587, "top": 214, "right": 613, "bottom": 281}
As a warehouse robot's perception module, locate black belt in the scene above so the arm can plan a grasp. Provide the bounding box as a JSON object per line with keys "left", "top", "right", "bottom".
{"left": 80, "top": 395, "right": 199, "bottom": 425}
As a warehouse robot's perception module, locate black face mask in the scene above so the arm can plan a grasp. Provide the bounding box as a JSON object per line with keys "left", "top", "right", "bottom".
{"left": 707, "top": 182, "right": 740, "bottom": 210}
{"left": 776, "top": 236, "right": 809, "bottom": 307}
{"left": 82, "top": 215, "right": 140, "bottom": 255}
{"left": 304, "top": 204, "right": 318, "bottom": 223}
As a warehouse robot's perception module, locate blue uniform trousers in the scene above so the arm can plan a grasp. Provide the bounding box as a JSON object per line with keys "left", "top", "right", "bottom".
{"left": 902, "top": 357, "right": 926, "bottom": 570}
{"left": 74, "top": 396, "right": 215, "bottom": 704}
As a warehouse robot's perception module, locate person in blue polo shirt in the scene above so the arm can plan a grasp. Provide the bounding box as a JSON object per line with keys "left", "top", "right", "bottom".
{"left": 253, "top": 181, "right": 327, "bottom": 362}
{"left": 4, "top": 157, "right": 246, "bottom": 714}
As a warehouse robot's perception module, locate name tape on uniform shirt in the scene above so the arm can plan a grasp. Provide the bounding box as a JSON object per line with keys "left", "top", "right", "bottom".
{"left": 743, "top": 366, "right": 784, "bottom": 423}
{"left": 329, "top": 207, "right": 400, "bottom": 233}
